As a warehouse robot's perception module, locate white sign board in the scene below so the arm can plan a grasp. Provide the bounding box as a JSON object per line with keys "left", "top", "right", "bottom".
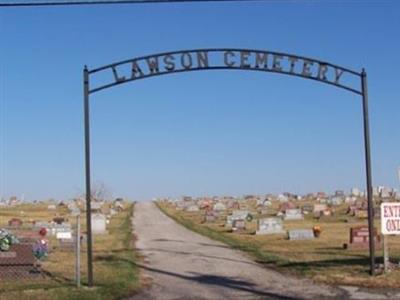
{"left": 381, "top": 202, "right": 400, "bottom": 235}
{"left": 56, "top": 231, "right": 72, "bottom": 239}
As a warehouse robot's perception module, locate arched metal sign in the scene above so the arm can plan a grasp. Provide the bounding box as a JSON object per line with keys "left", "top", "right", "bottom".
{"left": 87, "top": 48, "right": 362, "bottom": 95}
{"left": 83, "top": 48, "right": 375, "bottom": 285}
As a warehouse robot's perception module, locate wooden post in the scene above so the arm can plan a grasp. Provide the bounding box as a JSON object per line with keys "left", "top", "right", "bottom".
{"left": 383, "top": 234, "right": 389, "bottom": 273}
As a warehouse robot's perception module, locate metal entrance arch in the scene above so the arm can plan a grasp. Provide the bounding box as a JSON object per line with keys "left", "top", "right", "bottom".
{"left": 83, "top": 48, "right": 375, "bottom": 285}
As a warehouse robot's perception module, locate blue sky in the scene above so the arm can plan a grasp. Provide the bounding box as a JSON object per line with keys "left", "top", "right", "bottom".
{"left": 1, "top": 1, "right": 399, "bottom": 201}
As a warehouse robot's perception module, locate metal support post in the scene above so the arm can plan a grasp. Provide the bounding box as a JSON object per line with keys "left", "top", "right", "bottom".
{"left": 84, "top": 66, "right": 94, "bottom": 286}
{"left": 361, "top": 68, "right": 375, "bottom": 275}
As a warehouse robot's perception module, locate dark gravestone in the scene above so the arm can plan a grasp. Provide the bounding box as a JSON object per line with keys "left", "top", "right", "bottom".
{"left": 16, "top": 231, "right": 41, "bottom": 244}
{"left": 0, "top": 244, "right": 38, "bottom": 279}
{"left": 345, "top": 226, "right": 381, "bottom": 249}
{"left": 8, "top": 218, "right": 23, "bottom": 227}
{"left": 53, "top": 217, "right": 65, "bottom": 224}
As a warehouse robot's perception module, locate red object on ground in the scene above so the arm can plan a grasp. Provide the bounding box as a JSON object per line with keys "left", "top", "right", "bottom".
{"left": 39, "top": 228, "right": 47, "bottom": 237}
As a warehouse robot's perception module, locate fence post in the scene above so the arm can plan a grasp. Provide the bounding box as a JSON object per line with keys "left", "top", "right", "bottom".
{"left": 75, "top": 213, "right": 81, "bottom": 288}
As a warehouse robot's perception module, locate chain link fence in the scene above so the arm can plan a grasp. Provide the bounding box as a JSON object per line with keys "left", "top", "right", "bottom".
{"left": 0, "top": 201, "right": 136, "bottom": 300}
{"left": 0, "top": 204, "right": 84, "bottom": 291}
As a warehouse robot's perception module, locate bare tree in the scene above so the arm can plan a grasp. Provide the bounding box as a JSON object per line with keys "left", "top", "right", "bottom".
{"left": 78, "top": 181, "right": 112, "bottom": 202}
{"left": 91, "top": 182, "right": 112, "bottom": 202}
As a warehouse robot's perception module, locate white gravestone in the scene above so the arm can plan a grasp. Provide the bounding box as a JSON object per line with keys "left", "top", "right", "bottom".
{"left": 288, "top": 229, "right": 315, "bottom": 240}
{"left": 213, "top": 202, "right": 226, "bottom": 211}
{"left": 226, "top": 210, "right": 250, "bottom": 227}
{"left": 284, "top": 209, "right": 304, "bottom": 220}
{"left": 186, "top": 205, "right": 199, "bottom": 212}
{"left": 256, "top": 218, "right": 285, "bottom": 235}
{"left": 91, "top": 214, "right": 107, "bottom": 234}
{"left": 51, "top": 223, "right": 72, "bottom": 236}
{"left": 313, "top": 204, "right": 327, "bottom": 213}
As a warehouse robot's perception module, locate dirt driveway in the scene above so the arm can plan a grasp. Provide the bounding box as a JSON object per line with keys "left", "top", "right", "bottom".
{"left": 129, "top": 202, "right": 399, "bottom": 300}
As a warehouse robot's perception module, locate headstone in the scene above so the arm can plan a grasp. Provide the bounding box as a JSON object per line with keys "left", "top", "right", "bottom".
{"left": 186, "top": 205, "right": 199, "bottom": 212}
{"left": 380, "top": 188, "right": 392, "bottom": 198}
{"left": 204, "top": 214, "right": 216, "bottom": 223}
{"left": 213, "top": 202, "right": 227, "bottom": 211}
{"left": 226, "top": 210, "right": 251, "bottom": 227}
{"left": 257, "top": 206, "right": 270, "bottom": 215}
{"left": 101, "top": 206, "right": 111, "bottom": 215}
{"left": 313, "top": 204, "right": 332, "bottom": 219}
{"left": 67, "top": 202, "right": 78, "bottom": 211}
{"left": 70, "top": 207, "right": 81, "bottom": 216}
{"left": 284, "top": 209, "right": 304, "bottom": 220}
{"left": 288, "top": 229, "right": 315, "bottom": 240}
{"left": 263, "top": 199, "right": 272, "bottom": 206}
{"left": 56, "top": 231, "right": 72, "bottom": 239}
{"left": 8, "top": 218, "right": 23, "bottom": 227}
{"left": 351, "top": 188, "right": 361, "bottom": 197}
{"left": 0, "top": 244, "right": 37, "bottom": 279}
{"left": 15, "top": 230, "right": 41, "bottom": 244}
{"left": 335, "top": 190, "right": 345, "bottom": 197}
{"left": 313, "top": 204, "right": 327, "bottom": 213}
{"left": 345, "top": 226, "right": 381, "bottom": 249}
{"left": 91, "top": 201, "right": 102, "bottom": 211}
{"left": 232, "top": 219, "right": 246, "bottom": 232}
{"left": 355, "top": 209, "right": 368, "bottom": 219}
{"left": 199, "top": 201, "right": 212, "bottom": 210}
{"left": 279, "top": 202, "right": 295, "bottom": 213}
{"left": 374, "top": 207, "right": 381, "bottom": 218}
{"left": 277, "top": 194, "right": 289, "bottom": 202}
{"left": 321, "top": 209, "right": 332, "bottom": 217}
{"left": 53, "top": 217, "right": 65, "bottom": 224}
{"left": 302, "top": 204, "right": 314, "bottom": 213}
{"left": 231, "top": 201, "right": 240, "bottom": 210}
{"left": 50, "top": 223, "right": 72, "bottom": 236}
{"left": 345, "top": 196, "right": 357, "bottom": 204}
{"left": 91, "top": 214, "right": 107, "bottom": 234}
{"left": 256, "top": 218, "right": 285, "bottom": 235}
{"left": 328, "top": 196, "right": 344, "bottom": 206}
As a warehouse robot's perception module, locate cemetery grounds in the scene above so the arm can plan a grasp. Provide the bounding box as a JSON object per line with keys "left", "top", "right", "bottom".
{"left": 0, "top": 202, "right": 139, "bottom": 300}
{"left": 156, "top": 201, "right": 400, "bottom": 288}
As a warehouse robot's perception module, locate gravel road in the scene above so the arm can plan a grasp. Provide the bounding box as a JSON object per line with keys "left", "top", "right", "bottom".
{"left": 129, "top": 202, "right": 399, "bottom": 300}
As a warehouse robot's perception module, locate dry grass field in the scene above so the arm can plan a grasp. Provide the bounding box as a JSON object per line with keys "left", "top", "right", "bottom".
{"left": 0, "top": 202, "right": 140, "bottom": 300}
{"left": 157, "top": 201, "right": 400, "bottom": 288}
